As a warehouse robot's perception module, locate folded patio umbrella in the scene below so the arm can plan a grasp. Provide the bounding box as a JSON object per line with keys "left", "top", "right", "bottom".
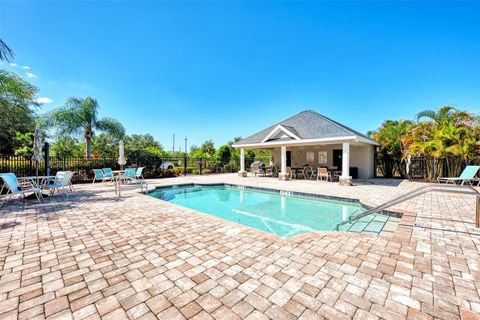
{"left": 118, "top": 140, "right": 126, "bottom": 169}
{"left": 406, "top": 154, "right": 411, "bottom": 175}
{"left": 32, "top": 127, "right": 44, "bottom": 176}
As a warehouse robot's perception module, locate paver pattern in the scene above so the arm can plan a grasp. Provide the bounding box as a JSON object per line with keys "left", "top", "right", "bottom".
{"left": 0, "top": 174, "right": 479, "bottom": 320}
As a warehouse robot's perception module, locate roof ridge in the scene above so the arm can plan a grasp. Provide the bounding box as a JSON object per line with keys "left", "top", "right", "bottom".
{"left": 233, "top": 109, "right": 377, "bottom": 146}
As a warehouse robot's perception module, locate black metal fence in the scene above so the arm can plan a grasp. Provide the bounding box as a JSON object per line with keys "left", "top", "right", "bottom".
{"left": 0, "top": 154, "right": 264, "bottom": 183}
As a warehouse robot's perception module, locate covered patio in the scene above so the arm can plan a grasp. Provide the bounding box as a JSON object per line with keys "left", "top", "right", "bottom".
{"left": 233, "top": 110, "right": 379, "bottom": 185}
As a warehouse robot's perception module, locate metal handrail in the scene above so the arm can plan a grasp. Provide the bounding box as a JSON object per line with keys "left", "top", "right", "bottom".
{"left": 336, "top": 184, "right": 480, "bottom": 230}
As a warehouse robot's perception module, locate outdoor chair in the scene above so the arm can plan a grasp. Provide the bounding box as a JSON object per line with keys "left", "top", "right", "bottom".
{"left": 286, "top": 167, "right": 294, "bottom": 179}
{"left": 272, "top": 166, "right": 280, "bottom": 178}
{"left": 114, "top": 167, "right": 148, "bottom": 196}
{"left": 0, "top": 173, "right": 43, "bottom": 206}
{"left": 135, "top": 167, "right": 145, "bottom": 181}
{"left": 43, "top": 171, "right": 74, "bottom": 197}
{"left": 333, "top": 171, "right": 342, "bottom": 181}
{"left": 299, "top": 166, "right": 314, "bottom": 180}
{"left": 103, "top": 168, "right": 114, "bottom": 180}
{"left": 123, "top": 167, "right": 136, "bottom": 182}
{"left": 92, "top": 169, "right": 113, "bottom": 184}
{"left": 265, "top": 166, "right": 275, "bottom": 177}
{"left": 317, "top": 167, "right": 332, "bottom": 182}
{"left": 437, "top": 165, "right": 480, "bottom": 186}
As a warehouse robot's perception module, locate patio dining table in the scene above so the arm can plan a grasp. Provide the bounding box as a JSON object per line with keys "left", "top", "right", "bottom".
{"left": 18, "top": 175, "right": 56, "bottom": 198}
{"left": 19, "top": 175, "right": 56, "bottom": 188}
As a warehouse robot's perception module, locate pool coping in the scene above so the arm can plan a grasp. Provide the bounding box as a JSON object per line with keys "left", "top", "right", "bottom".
{"left": 145, "top": 182, "right": 406, "bottom": 241}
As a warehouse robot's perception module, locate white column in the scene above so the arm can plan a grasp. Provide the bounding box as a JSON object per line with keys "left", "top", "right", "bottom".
{"left": 281, "top": 146, "right": 287, "bottom": 174}
{"left": 342, "top": 142, "right": 350, "bottom": 178}
{"left": 240, "top": 148, "right": 245, "bottom": 172}
{"left": 238, "top": 148, "right": 247, "bottom": 177}
{"left": 279, "top": 145, "right": 288, "bottom": 180}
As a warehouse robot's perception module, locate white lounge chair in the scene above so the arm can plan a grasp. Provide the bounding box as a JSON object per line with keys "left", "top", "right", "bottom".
{"left": 438, "top": 165, "right": 480, "bottom": 186}
{"left": 0, "top": 173, "right": 43, "bottom": 206}
{"left": 43, "top": 171, "right": 75, "bottom": 197}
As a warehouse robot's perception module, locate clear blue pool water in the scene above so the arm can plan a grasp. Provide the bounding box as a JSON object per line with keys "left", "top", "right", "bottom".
{"left": 148, "top": 185, "right": 366, "bottom": 238}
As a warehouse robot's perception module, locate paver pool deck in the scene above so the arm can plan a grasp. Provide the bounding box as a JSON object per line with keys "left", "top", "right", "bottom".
{"left": 0, "top": 174, "right": 479, "bottom": 320}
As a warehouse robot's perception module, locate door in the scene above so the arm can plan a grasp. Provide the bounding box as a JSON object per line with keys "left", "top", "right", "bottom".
{"left": 286, "top": 151, "right": 292, "bottom": 167}
{"left": 333, "top": 149, "right": 342, "bottom": 170}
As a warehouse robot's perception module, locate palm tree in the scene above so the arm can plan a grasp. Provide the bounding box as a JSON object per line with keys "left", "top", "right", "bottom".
{"left": 416, "top": 105, "right": 471, "bottom": 126}
{"left": 414, "top": 105, "right": 477, "bottom": 177}
{"left": 48, "top": 97, "right": 125, "bottom": 159}
{"left": 0, "top": 39, "right": 15, "bottom": 62}
{"left": 371, "top": 120, "right": 413, "bottom": 177}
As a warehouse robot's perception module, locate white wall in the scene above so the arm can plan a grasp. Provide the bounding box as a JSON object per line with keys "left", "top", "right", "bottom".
{"left": 269, "top": 143, "right": 375, "bottom": 179}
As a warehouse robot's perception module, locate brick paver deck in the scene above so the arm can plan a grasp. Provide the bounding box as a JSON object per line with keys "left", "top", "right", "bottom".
{"left": 1, "top": 174, "right": 479, "bottom": 320}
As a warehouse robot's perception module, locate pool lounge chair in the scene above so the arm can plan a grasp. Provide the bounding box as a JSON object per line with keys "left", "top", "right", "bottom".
{"left": 43, "top": 171, "right": 74, "bottom": 197}
{"left": 437, "top": 165, "right": 480, "bottom": 186}
{"left": 92, "top": 169, "right": 113, "bottom": 184}
{"left": 103, "top": 168, "right": 114, "bottom": 180}
{"left": 135, "top": 167, "right": 145, "bottom": 181}
{"left": 123, "top": 167, "right": 136, "bottom": 182}
{"left": 0, "top": 173, "right": 43, "bottom": 206}
{"left": 114, "top": 167, "right": 148, "bottom": 195}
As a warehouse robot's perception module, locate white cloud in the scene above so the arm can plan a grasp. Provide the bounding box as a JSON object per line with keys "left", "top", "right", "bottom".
{"left": 26, "top": 72, "right": 37, "bottom": 79}
{"left": 22, "top": 66, "right": 30, "bottom": 70}
{"left": 36, "top": 97, "right": 53, "bottom": 104}
{"left": 9, "top": 63, "right": 18, "bottom": 67}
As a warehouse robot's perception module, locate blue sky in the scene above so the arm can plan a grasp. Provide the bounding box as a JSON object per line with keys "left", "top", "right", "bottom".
{"left": 1, "top": 1, "right": 479, "bottom": 150}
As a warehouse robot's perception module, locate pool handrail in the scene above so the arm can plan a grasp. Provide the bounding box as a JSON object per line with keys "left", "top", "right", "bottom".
{"left": 336, "top": 184, "right": 480, "bottom": 230}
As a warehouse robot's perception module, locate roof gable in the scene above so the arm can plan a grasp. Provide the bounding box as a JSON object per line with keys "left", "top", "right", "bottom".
{"left": 234, "top": 110, "right": 378, "bottom": 146}
{"left": 261, "top": 124, "right": 301, "bottom": 143}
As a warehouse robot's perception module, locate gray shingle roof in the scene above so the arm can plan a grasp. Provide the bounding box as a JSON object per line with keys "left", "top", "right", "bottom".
{"left": 234, "top": 110, "right": 377, "bottom": 145}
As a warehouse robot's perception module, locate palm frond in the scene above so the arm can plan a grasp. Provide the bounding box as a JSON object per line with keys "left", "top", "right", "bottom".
{"left": 96, "top": 117, "right": 125, "bottom": 138}
{"left": 0, "top": 39, "right": 15, "bottom": 62}
{"left": 415, "top": 109, "right": 437, "bottom": 122}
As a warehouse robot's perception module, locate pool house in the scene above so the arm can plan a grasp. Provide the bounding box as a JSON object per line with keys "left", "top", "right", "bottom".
{"left": 233, "top": 110, "right": 379, "bottom": 184}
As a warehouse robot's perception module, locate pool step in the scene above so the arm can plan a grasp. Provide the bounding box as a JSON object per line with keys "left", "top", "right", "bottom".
{"left": 338, "top": 213, "right": 400, "bottom": 236}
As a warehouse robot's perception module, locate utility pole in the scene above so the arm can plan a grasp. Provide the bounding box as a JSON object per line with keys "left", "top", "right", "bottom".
{"left": 184, "top": 137, "right": 188, "bottom": 177}
{"left": 172, "top": 134, "right": 175, "bottom": 155}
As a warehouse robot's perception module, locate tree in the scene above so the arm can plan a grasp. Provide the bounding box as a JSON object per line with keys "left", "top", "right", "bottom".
{"left": 13, "top": 132, "right": 34, "bottom": 156}
{"left": 416, "top": 106, "right": 462, "bottom": 126}
{"left": 227, "top": 136, "right": 242, "bottom": 146}
{"left": 370, "top": 120, "right": 413, "bottom": 178}
{"left": 0, "top": 39, "right": 14, "bottom": 62}
{"left": 125, "top": 134, "right": 165, "bottom": 157}
{"left": 201, "top": 140, "right": 216, "bottom": 156}
{"left": 51, "top": 136, "right": 84, "bottom": 158}
{"left": 413, "top": 106, "right": 476, "bottom": 159}
{"left": 0, "top": 69, "right": 38, "bottom": 153}
{"left": 92, "top": 133, "right": 118, "bottom": 158}
{"left": 47, "top": 97, "right": 125, "bottom": 159}
{"left": 215, "top": 145, "right": 232, "bottom": 166}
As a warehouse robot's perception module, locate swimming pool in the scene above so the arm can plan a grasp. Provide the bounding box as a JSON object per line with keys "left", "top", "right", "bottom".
{"left": 148, "top": 184, "right": 399, "bottom": 238}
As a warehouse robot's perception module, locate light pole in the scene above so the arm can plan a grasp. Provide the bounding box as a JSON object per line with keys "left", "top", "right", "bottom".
{"left": 184, "top": 137, "right": 188, "bottom": 176}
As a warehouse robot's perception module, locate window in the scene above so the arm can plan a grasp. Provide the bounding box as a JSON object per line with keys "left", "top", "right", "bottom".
{"left": 318, "top": 151, "right": 327, "bottom": 164}
{"left": 306, "top": 152, "right": 314, "bottom": 162}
